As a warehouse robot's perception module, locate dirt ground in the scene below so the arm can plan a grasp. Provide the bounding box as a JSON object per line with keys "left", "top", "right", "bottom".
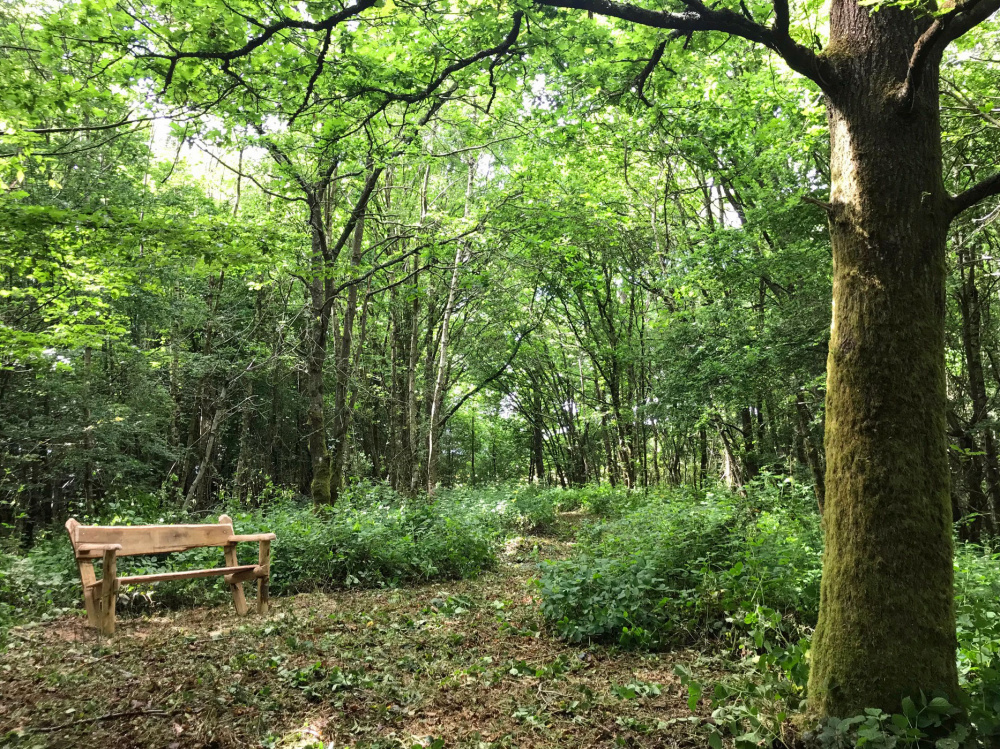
{"left": 0, "top": 533, "right": 712, "bottom": 748}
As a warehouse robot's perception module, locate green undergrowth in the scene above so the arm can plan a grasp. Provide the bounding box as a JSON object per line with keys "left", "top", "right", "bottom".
{"left": 537, "top": 477, "right": 1000, "bottom": 747}
{"left": 537, "top": 477, "right": 824, "bottom": 648}
{"left": 0, "top": 481, "right": 581, "bottom": 632}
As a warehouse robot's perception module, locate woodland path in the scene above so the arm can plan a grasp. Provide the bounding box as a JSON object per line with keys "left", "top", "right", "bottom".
{"left": 0, "top": 526, "right": 705, "bottom": 748}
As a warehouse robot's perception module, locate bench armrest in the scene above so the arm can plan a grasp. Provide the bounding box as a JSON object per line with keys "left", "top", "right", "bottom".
{"left": 76, "top": 543, "right": 123, "bottom": 553}
{"left": 228, "top": 533, "right": 276, "bottom": 543}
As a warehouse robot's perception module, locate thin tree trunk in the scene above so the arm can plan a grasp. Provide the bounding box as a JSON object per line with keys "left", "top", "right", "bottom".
{"left": 958, "top": 246, "right": 1000, "bottom": 529}
{"left": 305, "top": 200, "right": 333, "bottom": 506}
{"left": 427, "top": 160, "right": 474, "bottom": 493}
{"left": 329, "top": 200, "right": 367, "bottom": 503}
{"left": 185, "top": 384, "right": 228, "bottom": 509}
{"left": 796, "top": 391, "right": 826, "bottom": 514}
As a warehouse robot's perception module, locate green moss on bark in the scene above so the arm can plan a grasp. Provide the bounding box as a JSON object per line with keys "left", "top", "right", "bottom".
{"left": 807, "top": 4, "right": 959, "bottom": 715}
{"left": 311, "top": 458, "right": 333, "bottom": 507}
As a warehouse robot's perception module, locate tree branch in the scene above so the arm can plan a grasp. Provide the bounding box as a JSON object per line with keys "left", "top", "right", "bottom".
{"left": 438, "top": 328, "right": 534, "bottom": 427}
{"left": 951, "top": 172, "right": 1000, "bottom": 220}
{"left": 635, "top": 40, "right": 666, "bottom": 106}
{"left": 192, "top": 140, "right": 308, "bottom": 204}
{"left": 149, "top": 0, "right": 380, "bottom": 91}
{"left": 288, "top": 27, "right": 332, "bottom": 125}
{"left": 900, "top": 0, "right": 1000, "bottom": 112}
{"left": 347, "top": 11, "right": 524, "bottom": 105}
{"left": 534, "top": 0, "right": 836, "bottom": 91}
{"left": 24, "top": 113, "right": 151, "bottom": 134}
{"left": 773, "top": 0, "right": 790, "bottom": 36}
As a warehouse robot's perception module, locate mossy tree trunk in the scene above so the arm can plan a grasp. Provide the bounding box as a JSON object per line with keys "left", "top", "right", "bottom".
{"left": 807, "top": 0, "right": 958, "bottom": 716}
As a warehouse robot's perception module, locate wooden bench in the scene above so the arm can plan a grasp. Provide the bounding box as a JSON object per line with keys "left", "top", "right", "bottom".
{"left": 65, "top": 514, "right": 275, "bottom": 635}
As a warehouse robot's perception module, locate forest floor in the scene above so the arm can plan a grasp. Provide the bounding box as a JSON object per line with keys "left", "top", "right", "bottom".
{"left": 0, "top": 519, "right": 712, "bottom": 749}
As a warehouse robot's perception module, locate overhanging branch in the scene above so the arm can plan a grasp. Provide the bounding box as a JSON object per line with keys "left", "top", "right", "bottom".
{"left": 346, "top": 11, "right": 524, "bottom": 105}
{"left": 147, "top": 0, "right": 380, "bottom": 92}
{"left": 900, "top": 0, "right": 1000, "bottom": 112}
{"left": 635, "top": 41, "right": 666, "bottom": 106}
{"left": 534, "top": 0, "right": 836, "bottom": 91}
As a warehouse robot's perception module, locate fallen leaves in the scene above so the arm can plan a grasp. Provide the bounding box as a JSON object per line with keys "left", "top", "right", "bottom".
{"left": 0, "top": 527, "right": 710, "bottom": 748}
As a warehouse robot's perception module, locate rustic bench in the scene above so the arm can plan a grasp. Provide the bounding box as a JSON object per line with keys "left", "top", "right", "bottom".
{"left": 65, "top": 514, "right": 275, "bottom": 635}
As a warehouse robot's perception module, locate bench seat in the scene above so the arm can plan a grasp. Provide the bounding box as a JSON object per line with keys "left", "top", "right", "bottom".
{"left": 83, "top": 564, "right": 267, "bottom": 588}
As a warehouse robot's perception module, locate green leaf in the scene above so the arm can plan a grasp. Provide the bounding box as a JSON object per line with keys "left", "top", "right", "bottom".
{"left": 687, "top": 681, "right": 702, "bottom": 712}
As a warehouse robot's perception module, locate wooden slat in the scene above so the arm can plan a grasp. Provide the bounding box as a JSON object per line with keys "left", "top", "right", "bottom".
{"left": 86, "top": 564, "right": 256, "bottom": 588}
{"left": 223, "top": 565, "right": 268, "bottom": 585}
{"left": 228, "top": 533, "right": 277, "bottom": 543}
{"left": 73, "top": 522, "right": 234, "bottom": 558}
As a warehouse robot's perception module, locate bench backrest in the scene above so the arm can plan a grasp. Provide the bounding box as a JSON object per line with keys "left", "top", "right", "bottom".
{"left": 66, "top": 515, "right": 235, "bottom": 559}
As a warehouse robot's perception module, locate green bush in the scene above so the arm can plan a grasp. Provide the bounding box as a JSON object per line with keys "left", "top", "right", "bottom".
{"left": 536, "top": 477, "right": 823, "bottom": 647}
{"left": 525, "top": 484, "right": 637, "bottom": 517}
{"left": 0, "top": 482, "right": 559, "bottom": 632}
{"left": 0, "top": 542, "right": 80, "bottom": 628}
{"left": 534, "top": 479, "right": 1000, "bottom": 747}
{"left": 235, "top": 490, "right": 502, "bottom": 593}
{"left": 432, "top": 485, "right": 561, "bottom": 535}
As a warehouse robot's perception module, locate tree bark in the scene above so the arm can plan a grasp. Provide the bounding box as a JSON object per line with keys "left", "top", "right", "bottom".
{"left": 808, "top": 0, "right": 958, "bottom": 714}
{"left": 306, "top": 199, "right": 333, "bottom": 507}
{"left": 329, "top": 201, "right": 367, "bottom": 503}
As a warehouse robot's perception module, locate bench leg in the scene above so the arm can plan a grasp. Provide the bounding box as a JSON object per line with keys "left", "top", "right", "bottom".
{"left": 257, "top": 539, "right": 271, "bottom": 615}
{"left": 77, "top": 561, "right": 100, "bottom": 627}
{"left": 99, "top": 549, "right": 117, "bottom": 636}
{"left": 223, "top": 544, "right": 248, "bottom": 615}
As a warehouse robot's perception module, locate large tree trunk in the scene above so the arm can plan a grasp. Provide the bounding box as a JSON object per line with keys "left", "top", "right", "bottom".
{"left": 808, "top": 1, "right": 958, "bottom": 715}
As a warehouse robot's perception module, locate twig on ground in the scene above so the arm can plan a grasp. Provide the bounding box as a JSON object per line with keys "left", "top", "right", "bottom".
{"left": 31, "top": 707, "right": 201, "bottom": 734}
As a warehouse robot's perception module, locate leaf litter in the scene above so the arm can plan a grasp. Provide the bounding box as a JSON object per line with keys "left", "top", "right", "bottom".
{"left": 0, "top": 527, "right": 710, "bottom": 748}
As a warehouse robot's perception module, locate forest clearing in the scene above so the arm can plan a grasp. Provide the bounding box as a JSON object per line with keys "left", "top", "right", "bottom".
{"left": 2, "top": 516, "right": 712, "bottom": 749}
{"left": 4, "top": 0, "right": 1000, "bottom": 745}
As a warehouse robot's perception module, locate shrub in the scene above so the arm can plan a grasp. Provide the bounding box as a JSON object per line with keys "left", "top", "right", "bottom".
{"left": 536, "top": 479, "right": 1000, "bottom": 747}
{"left": 536, "top": 477, "right": 823, "bottom": 647}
